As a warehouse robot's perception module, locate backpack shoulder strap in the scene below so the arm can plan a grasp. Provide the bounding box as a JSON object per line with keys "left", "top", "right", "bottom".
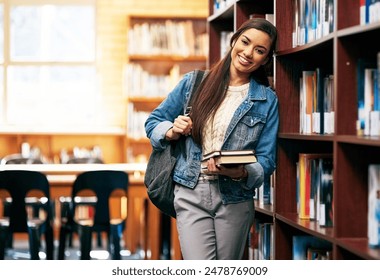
{"left": 185, "top": 70, "right": 205, "bottom": 113}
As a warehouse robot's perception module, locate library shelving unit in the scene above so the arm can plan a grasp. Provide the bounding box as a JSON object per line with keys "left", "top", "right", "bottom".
{"left": 125, "top": 15, "right": 207, "bottom": 163}
{"left": 208, "top": 0, "right": 380, "bottom": 260}
{"left": 275, "top": 0, "right": 380, "bottom": 260}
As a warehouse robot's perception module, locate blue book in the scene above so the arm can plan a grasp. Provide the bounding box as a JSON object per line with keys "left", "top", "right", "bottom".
{"left": 293, "top": 235, "right": 331, "bottom": 260}
{"left": 357, "top": 58, "right": 376, "bottom": 135}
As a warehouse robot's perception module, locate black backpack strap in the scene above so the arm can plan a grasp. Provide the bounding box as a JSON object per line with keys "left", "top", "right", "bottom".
{"left": 185, "top": 69, "right": 205, "bottom": 114}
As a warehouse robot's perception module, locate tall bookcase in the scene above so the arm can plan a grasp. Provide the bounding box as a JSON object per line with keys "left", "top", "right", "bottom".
{"left": 125, "top": 15, "right": 207, "bottom": 163}
{"left": 208, "top": 0, "right": 380, "bottom": 260}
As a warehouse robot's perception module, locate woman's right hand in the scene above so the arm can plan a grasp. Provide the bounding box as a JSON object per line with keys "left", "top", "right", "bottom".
{"left": 166, "top": 115, "right": 193, "bottom": 140}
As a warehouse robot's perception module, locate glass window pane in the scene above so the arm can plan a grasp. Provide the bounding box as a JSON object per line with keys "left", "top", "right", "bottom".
{"left": 10, "top": 5, "right": 95, "bottom": 61}
{"left": 7, "top": 66, "right": 99, "bottom": 125}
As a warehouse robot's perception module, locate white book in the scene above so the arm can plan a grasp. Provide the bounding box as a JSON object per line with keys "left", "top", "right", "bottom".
{"left": 364, "top": 68, "right": 376, "bottom": 135}
{"left": 368, "top": 164, "right": 380, "bottom": 248}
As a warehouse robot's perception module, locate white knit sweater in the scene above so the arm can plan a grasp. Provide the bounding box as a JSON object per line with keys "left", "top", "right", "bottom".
{"left": 202, "top": 82, "right": 249, "bottom": 155}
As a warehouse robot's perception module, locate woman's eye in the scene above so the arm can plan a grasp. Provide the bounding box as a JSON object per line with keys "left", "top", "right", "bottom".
{"left": 241, "top": 39, "right": 249, "bottom": 45}
{"left": 256, "top": 48, "right": 265, "bottom": 55}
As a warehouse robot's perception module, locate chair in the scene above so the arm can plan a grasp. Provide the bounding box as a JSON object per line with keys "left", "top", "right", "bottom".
{"left": 0, "top": 170, "right": 54, "bottom": 260}
{"left": 57, "top": 170, "right": 129, "bottom": 260}
{"left": 0, "top": 153, "right": 45, "bottom": 165}
{"left": 66, "top": 157, "right": 104, "bottom": 164}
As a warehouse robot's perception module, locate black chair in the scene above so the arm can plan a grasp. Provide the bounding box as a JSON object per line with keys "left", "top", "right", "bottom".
{"left": 66, "top": 157, "right": 104, "bottom": 164}
{"left": 57, "top": 170, "right": 129, "bottom": 260}
{"left": 0, "top": 170, "right": 54, "bottom": 260}
{"left": 0, "top": 154, "right": 45, "bottom": 165}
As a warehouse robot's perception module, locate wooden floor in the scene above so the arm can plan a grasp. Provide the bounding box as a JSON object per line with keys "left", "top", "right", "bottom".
{"left": 4, "top": 234, "right": 144, "bottom": 260}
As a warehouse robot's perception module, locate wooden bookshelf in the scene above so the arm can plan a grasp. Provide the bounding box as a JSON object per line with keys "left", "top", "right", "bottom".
{"left": 275, "top": 0, "right": 380, "bottom": 260}
{"left": 125, "top": 15, "right": 208, "bottom": 163}
{"left": 208, "top": 0, "right": 380, "bottom": 260}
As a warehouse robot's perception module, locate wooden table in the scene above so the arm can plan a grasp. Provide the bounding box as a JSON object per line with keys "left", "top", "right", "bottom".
{"left": 0, "top": 163, "right": 162, "bottom": 260}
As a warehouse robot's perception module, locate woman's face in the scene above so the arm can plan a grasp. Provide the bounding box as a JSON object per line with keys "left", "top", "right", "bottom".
{"left": 230, "top": 28, "right": 272, "bottom": 78}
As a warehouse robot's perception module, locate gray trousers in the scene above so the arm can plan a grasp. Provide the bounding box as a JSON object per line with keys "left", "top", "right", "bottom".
{"left": 173, "top": 179, "right": 254, "bottom": 260}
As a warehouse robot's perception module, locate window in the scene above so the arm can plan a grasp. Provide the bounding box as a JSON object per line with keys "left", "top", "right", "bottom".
{"left": 0, "top": 0, "right": 98, "bottom": 127}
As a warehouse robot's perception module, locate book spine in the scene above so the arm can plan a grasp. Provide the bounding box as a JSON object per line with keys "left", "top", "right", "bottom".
{"left": 368, "top": 164, "right": 380, "bottom": 248}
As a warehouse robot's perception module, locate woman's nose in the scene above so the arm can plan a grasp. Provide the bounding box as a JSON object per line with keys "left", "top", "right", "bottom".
{"left": 243, "top": 48, "right": 253, "bottom": 59}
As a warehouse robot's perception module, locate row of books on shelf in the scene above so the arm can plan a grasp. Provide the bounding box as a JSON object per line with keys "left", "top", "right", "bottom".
{"left": 292, "top": 0, "right": 334, "bottom": 48}
{"left": 254, "top": 171, "right": 275, "bottom": 207}
{"left": 249, "top": 221, "right": 333, "bottom": 260}
{"left": 127, "top": 20, "right": 208, "bottom": 57}
{"left": 293, "top": 235, "right": 332, "bottom": 260}
{"left": 212, "top": 0, "right": 235, "bottom": 14}
{"left": 248, "top": 220, "right": 273, "bottom": 260}
{"left": 294, "top": 156, "right": 380, "bottom": 249}
{"left": 124, "top": 63, "right": 180, "bottom": 97}
{"left": 356, "top": 52, "right": 380, "bottom": 136}
{"left": 360, "top": 0, "right": 380, "bottom": 25}
{"left": 299, "top": 69, "right": 334, "bottom": 134}
{"left": 296, "top": 153, "right": 333, "bottom": 227}
{"left": 127, "top": 103, "right": 149, "bottom": 140}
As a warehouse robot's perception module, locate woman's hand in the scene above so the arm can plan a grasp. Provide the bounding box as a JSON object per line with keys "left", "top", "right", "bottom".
{"left": 165, "top": 115, "right": 193, "bottom": 140}
{"left": 204, "top": 158, "right": 247, "bottom": 180}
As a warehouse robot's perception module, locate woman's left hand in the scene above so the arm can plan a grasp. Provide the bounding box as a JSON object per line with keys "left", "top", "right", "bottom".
{"left": 204, "top": 158, "right": 247, "bottom": 180}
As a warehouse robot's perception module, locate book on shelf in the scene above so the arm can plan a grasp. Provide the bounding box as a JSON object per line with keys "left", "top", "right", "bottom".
{"left": 360, "top": 0, "right": 380, "bottom": 25}
{"left": 323, "top": 74, "right": 335, "bottom": 134}
{"left": 258, "top": 172, "right": 275, "bottom": 206}
{"left": 249, "top": 13, "right": 274, "bottom": 25}
{"left": 220, "top": 31, "right": 233, "bottom": 58}
{"left": 309, "top": 157, "right": 319, "bottom": 220}
{"left": 300, "top": 70, "right": 315, "bottom": 134}
{"left": 292, "top": 235, "right": 332, "bottom": 260}
{"left": 250, "top": 220, "right": 273, "bottom": 260}
{"left": 292, "top": 0, "right": 299, "bottom": 47}
{"left": 319, "top": 157, "right": 333, "bottom": 227}
{"left": 356, "top": 56, "right": 379, "bottom": 136}
{"left": 299, "top": 68, "right": 334, "bottom": 135}
{"left": 201, "top": 150, "right": 257, "bottom": 169}
{"left": 368, "top": 164, "right": 380, "bottom": 248}
{"left": 306, "top": 247, "right": 332, "bottom": 260}
{"left": 297, "top": 153, "right": 332, "bottom": 221}
{"left": 292, "top": 0, "right": 334, "bottom": 47}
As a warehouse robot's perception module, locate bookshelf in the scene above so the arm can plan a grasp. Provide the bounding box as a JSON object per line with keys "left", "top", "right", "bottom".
{"left": 125, "top": 15, "right": 208, "bottom": 163}
{"left": 208, "top": 0, "right": 380, "bottom": 260}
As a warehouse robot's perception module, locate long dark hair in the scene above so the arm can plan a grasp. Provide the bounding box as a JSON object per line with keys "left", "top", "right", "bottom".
{"left": 191, "top": 18, "right": 277, "bottom": 145}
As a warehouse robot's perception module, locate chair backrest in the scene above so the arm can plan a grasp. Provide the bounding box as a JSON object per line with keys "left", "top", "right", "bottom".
{"left": 72, "top": 170, "right": 129, "bottom": 230}
{"left": 0, "top": 170, "right": 52, "bottom": 232}
{"left": 66, "top": 157, "right": 104, "bottom": 164}
{"left": 0, "top": 154, "right": 45, "bottom": 165}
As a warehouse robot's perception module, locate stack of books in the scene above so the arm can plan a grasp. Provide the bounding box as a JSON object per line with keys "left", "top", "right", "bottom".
{"left": 201, "top": 150, "right": 256, "bottom": 169}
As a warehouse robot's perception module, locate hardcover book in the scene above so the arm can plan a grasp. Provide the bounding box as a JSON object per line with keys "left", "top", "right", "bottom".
{"left": 319, "top": 157, "right": 333, "bottom": 227}
{"left": 201, "top": 150, "right": 256, "bottom": 169}
{"left": 298, "top": 153, "right": 332, "bottom": 220}
{"left": 368, "top": 164, "right": 380, "bottom": 248}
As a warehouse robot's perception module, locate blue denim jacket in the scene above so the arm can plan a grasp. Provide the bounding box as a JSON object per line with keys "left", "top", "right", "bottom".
{"left": 145, "top": 70, "right": 278, "bottom": 204}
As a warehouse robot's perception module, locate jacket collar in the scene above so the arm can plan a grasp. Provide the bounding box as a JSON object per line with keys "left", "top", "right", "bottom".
{"left": 248, "top": 79, "right": 267, "bottom": 101}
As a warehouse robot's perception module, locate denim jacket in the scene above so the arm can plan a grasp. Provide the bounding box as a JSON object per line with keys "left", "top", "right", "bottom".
{"left": 145, "top": 70, "right": 278, "bottom": 204}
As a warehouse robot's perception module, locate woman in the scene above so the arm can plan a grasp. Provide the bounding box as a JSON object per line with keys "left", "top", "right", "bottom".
{"left": 145, "top": 18, "right": 278, "bottom": 260}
